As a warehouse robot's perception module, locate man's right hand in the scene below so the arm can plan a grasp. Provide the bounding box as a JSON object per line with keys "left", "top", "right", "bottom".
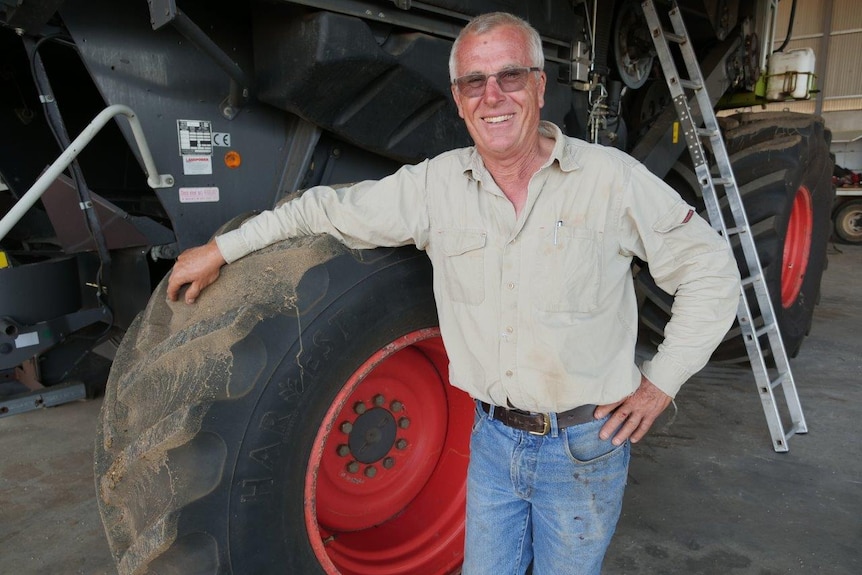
{"left": 166, "top": 240, "right": 227, "bottom": 304}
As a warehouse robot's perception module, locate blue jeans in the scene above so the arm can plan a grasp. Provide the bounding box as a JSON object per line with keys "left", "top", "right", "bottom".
{"left": 463, "top": 402, "right": 630, "bottom": 575}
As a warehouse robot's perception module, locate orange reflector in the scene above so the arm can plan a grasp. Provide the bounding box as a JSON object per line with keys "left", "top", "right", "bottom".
{"left": 224, "top": 150, "right": 241, "bottom": 169}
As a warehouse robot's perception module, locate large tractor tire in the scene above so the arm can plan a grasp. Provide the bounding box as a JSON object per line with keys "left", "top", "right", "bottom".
{"left": 95, "top": 234, "right": 472, "bottom": 575}
{"left": 638, "top": 112, "right": 834, "bottom": 362}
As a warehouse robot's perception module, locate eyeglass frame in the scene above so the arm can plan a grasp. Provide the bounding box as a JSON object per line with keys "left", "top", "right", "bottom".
{"left": 452, "top": 66, "right": 543, "bottom": 98}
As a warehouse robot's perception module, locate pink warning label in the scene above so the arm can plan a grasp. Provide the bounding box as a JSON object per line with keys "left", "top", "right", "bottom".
{"left": 179, "top": 187, "right": 220, "bottom": 203}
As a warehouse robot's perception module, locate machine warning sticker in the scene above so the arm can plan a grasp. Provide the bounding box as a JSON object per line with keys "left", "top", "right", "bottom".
{"left": 182, "top": 155, "right": 213, "bottom": 175}
{"left": 15, "top": 332, "right": 40, "bottom": 348}
{"left": 179, "top": 187, "right": 220, "bottom": 203}
{"left": 213, "top": 132, "right": 231, "bottom": 147}
{"left": 177, "top": 119, "right": 213, "bottom": 156}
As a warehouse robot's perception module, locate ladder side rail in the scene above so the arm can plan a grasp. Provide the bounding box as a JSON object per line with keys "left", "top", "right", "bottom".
{"left": 691, "top": 161, "right": 728, "bottom": 236}
{"left": 736, "top": 284, "right": 794, "bottom": 451}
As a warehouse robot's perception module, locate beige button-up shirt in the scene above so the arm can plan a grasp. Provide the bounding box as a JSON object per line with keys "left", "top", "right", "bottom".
{"left": 216, "top": 122, "right": 740, "bottom": 413}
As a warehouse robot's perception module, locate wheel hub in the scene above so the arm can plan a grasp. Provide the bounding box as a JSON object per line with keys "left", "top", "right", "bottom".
{"left": 346, "top": 407, "right": 397, "bottom": 464}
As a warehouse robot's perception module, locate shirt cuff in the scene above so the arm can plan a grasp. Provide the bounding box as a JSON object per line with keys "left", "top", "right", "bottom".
{"left": 640, "top": 354, "right": 693, "bottom": 398}
{"left": 214, "top": 229, "right": 252, "bottom": 264}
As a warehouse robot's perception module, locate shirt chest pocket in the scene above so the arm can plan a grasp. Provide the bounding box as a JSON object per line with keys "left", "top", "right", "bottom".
{"left": 531, "top": 226, "right": 601, "bottom": 313}
{"left": 439, "top": 229, "right": 487, "bottom": 305}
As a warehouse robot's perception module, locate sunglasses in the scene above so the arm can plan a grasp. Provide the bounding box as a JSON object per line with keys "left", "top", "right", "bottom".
{"left": 452, "top": 66, "right": 542, "bottom": 98}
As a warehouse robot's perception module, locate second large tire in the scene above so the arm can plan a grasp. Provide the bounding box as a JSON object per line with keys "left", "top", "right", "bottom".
{"left": 637, "top": 112, "right": 834, "bottom": 361}
{"left": 95, "top": 236, "right": 472, "bottom": 575}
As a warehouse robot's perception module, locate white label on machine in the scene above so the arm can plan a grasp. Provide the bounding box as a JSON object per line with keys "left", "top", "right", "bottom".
{"left": 182, "top": 155, "right": 213, "bottom": 175}
{"left": 179, "top": 187, "right": 220, "bottom": 203}
{"left": 212, "top": 132, "right": 231, "bottom": 147}
{"left": 15, "top": 332, "right": 39, "bottom": 348}
{"left": 177, "top": 119, "right": 213, "bottom": 156}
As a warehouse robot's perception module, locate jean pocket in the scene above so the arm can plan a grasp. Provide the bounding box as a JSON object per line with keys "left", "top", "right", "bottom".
{"left": 562, "top": 419, "right": 629, "bottom": 465}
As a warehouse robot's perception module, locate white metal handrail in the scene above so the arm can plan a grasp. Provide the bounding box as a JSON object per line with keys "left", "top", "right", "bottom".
{"left": 0, "top": 104, "right": 174, "bottom": 242}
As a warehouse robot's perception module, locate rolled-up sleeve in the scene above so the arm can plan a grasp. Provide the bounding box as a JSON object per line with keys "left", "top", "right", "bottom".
{"left": 215, "top": 161, "right": 432, "bottom": 263}
{"left": 620, "top": 165, "right": 741, "bottom": 397}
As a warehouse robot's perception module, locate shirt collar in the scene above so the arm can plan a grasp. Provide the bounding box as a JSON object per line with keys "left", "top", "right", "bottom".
{"left": 462, "top": 120, "right": 582, "bottom": 181}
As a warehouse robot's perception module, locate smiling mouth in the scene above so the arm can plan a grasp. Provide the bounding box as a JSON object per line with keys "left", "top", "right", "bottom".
{"left": 483, "top": 114, "right": 514, "bottom": 124}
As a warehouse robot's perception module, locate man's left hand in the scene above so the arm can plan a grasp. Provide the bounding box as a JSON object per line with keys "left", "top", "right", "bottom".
{"left": 595, "top": 376, "right": 672, "bottom": 446}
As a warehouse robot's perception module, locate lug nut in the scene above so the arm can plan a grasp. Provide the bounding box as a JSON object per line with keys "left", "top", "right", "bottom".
{"left": 364, "top": 466, "right": 377, "bottom": 478}
{"left": 336, "top": 444, "right": 350, "bottom": 457}
{"left": 354, "top": 402, "right": 367, "bottom": 415}
{"left": 398, "top": 417, "right": 410, "bottom": 429}
{"left": 382, "top": 457, "right": 395, "bottom": 469}
{"left": 390, "top": 400, "right": 403, "bottom": 412}
{"left": 395, "top": 439, "right": 408, "bottom": 450}
{"left": 340, "top": 421, "right": 353, "bottom": 434}
{"left": 373, "top": 394, "right": 385, "bottom": 406}
{"left": 346, "top": 461, "right": 360, "bottom": 473}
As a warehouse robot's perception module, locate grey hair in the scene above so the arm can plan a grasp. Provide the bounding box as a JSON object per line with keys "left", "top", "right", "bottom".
{"left": 448, "top": 12, "right": 545, "bottom": 81}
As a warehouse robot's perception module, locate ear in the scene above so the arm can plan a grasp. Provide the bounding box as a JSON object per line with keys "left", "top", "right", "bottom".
{"left": 451, "top": 84, "right": 465, "bottom": 119}
{"left": 537, "top": 71, "right": 547, "bottom": 109}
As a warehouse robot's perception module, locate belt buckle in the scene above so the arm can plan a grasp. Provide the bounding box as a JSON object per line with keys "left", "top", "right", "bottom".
{"left": 529, "top": 412, "right": 551, "bottom": 436}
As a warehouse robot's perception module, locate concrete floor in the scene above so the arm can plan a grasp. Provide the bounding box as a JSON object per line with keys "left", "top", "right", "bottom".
{"left": 1, "top": 244, "right": 860, "bottom": 575}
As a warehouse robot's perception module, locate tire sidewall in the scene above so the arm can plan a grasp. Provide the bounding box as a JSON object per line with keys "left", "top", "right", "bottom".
{"left": 767, "top": 150, "right": 833, "bottom": 353}
{"left": 216, "top": 247, "right": 439, "bottom": 573}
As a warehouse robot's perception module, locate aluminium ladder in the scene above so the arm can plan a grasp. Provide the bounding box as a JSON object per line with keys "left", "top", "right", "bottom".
{"left": 640, "top": 0, "right": 807, "bottom": 452}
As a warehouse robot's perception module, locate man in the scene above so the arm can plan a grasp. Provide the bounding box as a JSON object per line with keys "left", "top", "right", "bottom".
{"left": 167, "top": 12, "right": 740, "bottom": 574}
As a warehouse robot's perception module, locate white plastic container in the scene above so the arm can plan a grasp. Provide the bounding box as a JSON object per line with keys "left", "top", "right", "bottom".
{"left": 766, "top": 48, "right": 816, "bottom": 101}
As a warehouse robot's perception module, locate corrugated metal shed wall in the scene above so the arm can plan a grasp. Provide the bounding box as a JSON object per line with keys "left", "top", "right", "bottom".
{"left": 767, "top": 0, "right": 862, "bottom": 115}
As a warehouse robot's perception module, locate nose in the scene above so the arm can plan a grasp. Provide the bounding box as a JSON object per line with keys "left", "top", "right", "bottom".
{"left": 482, "top": 75, "right": 505, "bottom": 103}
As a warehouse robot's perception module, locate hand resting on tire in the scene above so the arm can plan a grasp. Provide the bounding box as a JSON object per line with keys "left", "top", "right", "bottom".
{"left": 166, "top": 240, "right": 227, "bottom": 304}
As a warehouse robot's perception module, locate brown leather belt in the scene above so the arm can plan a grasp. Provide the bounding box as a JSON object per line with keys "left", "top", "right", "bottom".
{"left": 480, "top": 401, "right": 596, "bottom": 436}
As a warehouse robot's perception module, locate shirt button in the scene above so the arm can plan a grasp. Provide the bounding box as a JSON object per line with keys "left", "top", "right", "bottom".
{"left": 505, "top": 326, "right": 514, "bottom": 334}
{"left": 507, "top": 282, "right": 515, "bottom": 290}
{"left": 505, "top": 370, "right": 513, "bottom": 377}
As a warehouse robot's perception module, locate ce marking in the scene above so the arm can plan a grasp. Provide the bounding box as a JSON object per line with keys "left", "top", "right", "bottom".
{"left": 212, "top": 132, "right": 231, "bottom": 147}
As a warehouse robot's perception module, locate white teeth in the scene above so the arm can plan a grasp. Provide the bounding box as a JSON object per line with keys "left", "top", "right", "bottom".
{"left": 484, "top": 114, "right": 514, "bottom": 123}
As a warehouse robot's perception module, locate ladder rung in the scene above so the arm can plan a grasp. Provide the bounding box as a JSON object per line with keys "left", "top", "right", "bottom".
{"left": 758, "top": 373, "right": 787, "bottom": 395}
{"left": 725, "top": 226, "right": 746, "bottom": 235}
{"left": 770, "top": 373, "right": 788, "bottom": 390}
{"left": 679, "top": 79, "right": 702, "bottom": 90}
{"left": 697, "top": 128, "right": 720, "bottom": 137}
{"left": 664, "top": 31, "right": 686, "bottom": 44}
{"left": 755, "top": 323, "right": 777, "bottom": 338}
{"left": 784, "top": 422, "right": 806, "bottom": 439}
{"left": 740, "top": 273, "right": 763, "bottom": 287}
{"left": 713, "top": 177, "right": 734, "bottom": 186}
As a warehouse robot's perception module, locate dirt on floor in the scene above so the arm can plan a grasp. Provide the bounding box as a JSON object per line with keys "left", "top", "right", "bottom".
{"left": 1, "top": 244, "right": 860, "bottom": 575}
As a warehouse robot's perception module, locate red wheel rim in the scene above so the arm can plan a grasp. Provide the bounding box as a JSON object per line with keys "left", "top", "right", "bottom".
{"left": 781, "top": 186, "right": 813, "bottom": 308}
{"left": 305, "top": 328, "right": 472, "bottom": 575}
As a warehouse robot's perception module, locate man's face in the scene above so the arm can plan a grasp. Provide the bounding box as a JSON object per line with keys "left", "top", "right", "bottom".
{"left": 451, "top": 25, "right": 546, "bottom": 160}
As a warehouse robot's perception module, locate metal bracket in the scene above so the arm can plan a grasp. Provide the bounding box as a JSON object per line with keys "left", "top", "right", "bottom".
{"left": 0, "top": 381, "right": 87, "bottom": 418}
{"left": 149, "top": 0, "right": 249, "bottom": 119}
{"left": 148, "top": 0, "right": 178, "bottom": 31}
